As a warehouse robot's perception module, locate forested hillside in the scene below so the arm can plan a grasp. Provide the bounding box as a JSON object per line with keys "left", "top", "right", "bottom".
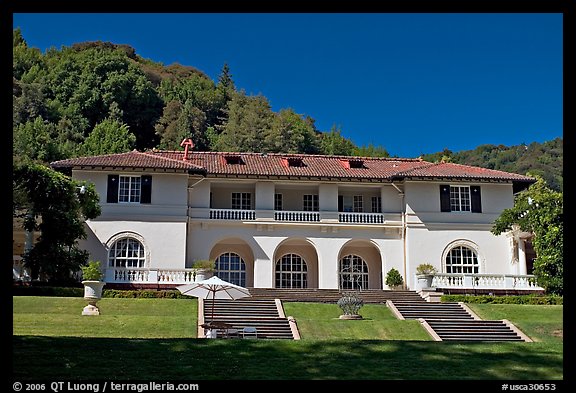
{"left": 421, "top": 138, "right": 563, "bottom": 192}
{"left": 13, "top": 28, "right": 562, "bottom": 191}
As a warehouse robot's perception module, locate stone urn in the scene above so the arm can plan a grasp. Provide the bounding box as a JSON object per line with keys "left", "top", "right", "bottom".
{"left": 416, "top": 274, "right": 434, "bottom": 290}
{"left": 81, "top": 280, "right": 106, "bottom": 315}
{"left": 415, "top": 263, "right": 437, "bottom": 290}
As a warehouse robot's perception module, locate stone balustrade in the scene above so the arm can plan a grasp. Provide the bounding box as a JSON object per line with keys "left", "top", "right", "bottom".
{"left": 274, "top": 210, "right": 320, "bottom": 222}
{"left": 338, "top": 212, "right": 385, "bottom": 224}
{"left": 432, "top": 273, "right": 543, "bottom": 291}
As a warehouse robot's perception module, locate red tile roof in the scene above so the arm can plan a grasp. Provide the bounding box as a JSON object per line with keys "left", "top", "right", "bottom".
{"left": 51, "top": 150, "right": 205, "bottom": 173}
{"left": 51, "top": 150, "right": 535, "bottom": 183}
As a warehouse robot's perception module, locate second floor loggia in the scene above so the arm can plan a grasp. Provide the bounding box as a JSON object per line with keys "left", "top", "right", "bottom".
{"left": 188, "top": 180, "right": 403, "bottom": 225}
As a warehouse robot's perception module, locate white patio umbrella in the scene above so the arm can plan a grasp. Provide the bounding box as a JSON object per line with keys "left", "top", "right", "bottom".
{"left": 176, "top": 275, "right": 251, "bottom": 323}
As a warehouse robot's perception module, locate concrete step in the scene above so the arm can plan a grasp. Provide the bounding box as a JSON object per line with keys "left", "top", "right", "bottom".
{"left": 208, "top": 317, "right": 294, "bottom": 339}
{"left": 425, "top": 319, "right": 526, "bottom": 342}
{"left": 392, "top": 300, "right": 474, "bottom": 320}
{"left": 246, "top": 288, "right": 426, "bottom": 303}
{"left": 202, "top": 298, "right": 295, "bottom": 339}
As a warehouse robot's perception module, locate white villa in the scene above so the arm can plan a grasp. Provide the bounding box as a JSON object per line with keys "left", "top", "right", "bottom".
{"left": 43, "top": 143, "right": 542, "bottom": 293}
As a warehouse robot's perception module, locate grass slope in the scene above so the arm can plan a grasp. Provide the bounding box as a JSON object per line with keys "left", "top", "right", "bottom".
{"left": 12, "top": 297, "right": 563, "bottom": 380}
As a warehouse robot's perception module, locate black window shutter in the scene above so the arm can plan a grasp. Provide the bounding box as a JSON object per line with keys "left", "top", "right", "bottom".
{"left": 440, "top": 185, "right": 451, "bottom": 212}
{"left": 141, "top": 175, "right": 152, "bottom": 204}
{"left": 106, "top": 175, "right": 119, "bottom": 203}
{"left": 471, "top": 185, "right": 482, "bottom": 213}
{"left": 338, "top": 195, "right": 344, "bottom": 212}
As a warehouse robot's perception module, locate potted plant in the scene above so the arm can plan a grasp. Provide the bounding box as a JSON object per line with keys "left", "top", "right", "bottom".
{"left": 415, "top": 263, "right": 437, "bottom": 289}
{"left": 192, "top": 259, "right": 215, "bottom": 282}
{"left": 385, "top": 268, "right": 404, "bottom": 290}
{"left": 337, "top": 293, "right": 364, "bottom": 320}
{"left": 81, "top": 260, "right": 105, "bottom": 315}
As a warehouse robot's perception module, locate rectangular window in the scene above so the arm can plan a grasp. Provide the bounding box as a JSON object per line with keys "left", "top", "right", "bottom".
{"left": 340, "top": 195, "right": 364, "bottom": 212}
{"left": 119, "top": 176, "right": 141, "bottom": 203}
{"left": 450, "top": 186, "right": 471, "bottom": 212}
{"left": 371, "top": 196, "right": 382, "bottom": 213}
{"left": 303, "top": 194, "right": 319, "bottom": 211}
{"left": 441, "top": 184, "right": 482, "bottom": 213}
{"left": 353, "top": 195, "right": 363, "bottom": 212}
{"left": 231, "top": 192, "right": 251, "bottom": 210}
{"left": 274, "top": 193, "right": 283, "bottom": 211}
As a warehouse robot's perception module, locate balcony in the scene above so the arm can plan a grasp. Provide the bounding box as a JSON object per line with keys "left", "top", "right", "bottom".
{"left": 191, "top": 207, "right": 400, "bottom": 226}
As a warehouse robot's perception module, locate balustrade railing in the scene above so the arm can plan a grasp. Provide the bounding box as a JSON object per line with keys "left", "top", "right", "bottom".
{"left": 106, "top": 267, "right": 199, "bottom": 284}
{"left": 209, "top": 209, "right": 256, "bottom": 220}
{"left": 338, "top": 212, "right": 385, "bottom": 224}
{"left": 431, "top": 273, "right": 543, "bottom": 290}
{"left": 274, "top": 210, "right": 320, "bottom": 222}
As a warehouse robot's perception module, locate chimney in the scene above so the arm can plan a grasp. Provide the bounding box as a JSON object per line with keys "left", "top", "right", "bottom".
{"left": 180, "top": 138, "right": 194, "bottom": 161}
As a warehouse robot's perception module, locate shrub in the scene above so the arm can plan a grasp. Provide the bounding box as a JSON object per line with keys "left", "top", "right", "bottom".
{"left": 416, "top": 263, "right": 437, "bottom": 275}
{"left": 81, "top": 261, "right": 103, "bottom": 281}
{"left": 385, "top": 268, "right": 404, "bottom": 288}
{"left": 192, "top": 259, "right": 215, "bottom": 272}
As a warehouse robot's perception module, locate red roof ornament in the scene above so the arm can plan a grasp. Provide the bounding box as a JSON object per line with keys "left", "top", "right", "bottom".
{"left": 180, "top": 138, "right": 194, "bottom": 161}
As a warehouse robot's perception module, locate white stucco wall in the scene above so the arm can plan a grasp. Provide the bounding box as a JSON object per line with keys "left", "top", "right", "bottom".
{"left": 74, "top": 170, "right": 189, "bottom": 217}
{"left": 404, "top": 181, "right": 514, "bottom": 221}
{"left": 187, "top": 222, "right": 403, "bottom": 289}
{"left": 73, "top": 168, "right": 520, "bottom": 289}
{"left": 404, "top": 226, "right": 513, "bottom": 289}
{"left": 74, "top": 170, "right": 189, "bottom": 271}
{"left": 80, "top": 220, "right": 188, "bottom": 270}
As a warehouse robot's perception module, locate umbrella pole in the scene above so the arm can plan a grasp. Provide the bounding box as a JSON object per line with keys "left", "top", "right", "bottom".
{"left": 211, "top": 290, "right": 215, "bottom": 323}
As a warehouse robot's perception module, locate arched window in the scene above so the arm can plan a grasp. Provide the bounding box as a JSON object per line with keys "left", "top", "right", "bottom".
{"left": 275, "top": 254, "right": 307, "bottom": 288}
{"left": 215, "top": 252, "right": 246, "bottom": 287}
{"left": 339, "top": 254, "right": 369, "bottom": 290}
{"left": 445, "top": 245, "right": 479, "bottom": 273}
{"left": 108, "top": 238, "right": 145, "bottom": 268}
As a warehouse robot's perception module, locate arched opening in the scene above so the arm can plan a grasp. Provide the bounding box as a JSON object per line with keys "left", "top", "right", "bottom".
{"left": 339, "top": 254, "right": 369, "bottom": 290}
{"left": 209, "top": 238, "right": 255, "bottom": 287}
{"left": 338, "top": 239, "right": 383, "bottom": 289}
{"left": 273, "top": 238, "right": 319, "bottom": 289}
{"left": 275, "top": 253, "right": 308, "bottom": 288}
{"left": 107, "top": 234, "right": 148, "bottom": 268}
{"left": 444, "top": 245, "right": 480, "bottom": 273}
{"left": 214, "top": 252, "right": 247, "bottom": 287}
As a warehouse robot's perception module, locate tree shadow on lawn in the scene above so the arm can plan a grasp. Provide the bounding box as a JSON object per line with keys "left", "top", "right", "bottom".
{"left": 13, "top": 336, "right": 562, "bottom": 381}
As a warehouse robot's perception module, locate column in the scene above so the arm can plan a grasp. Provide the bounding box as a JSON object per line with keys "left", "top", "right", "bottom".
{"left": 319, "top": 183, "right": 338, "bottom": 221}
{"left": 255, "top": 181, "right": 275, "bottom": 220}
{"left": 518, "top": 239, "right": 527, "bottom": 275}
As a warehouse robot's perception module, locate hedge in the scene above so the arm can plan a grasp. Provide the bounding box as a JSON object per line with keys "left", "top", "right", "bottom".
{"left": 441, "top": 294, "right": 563, "bottom": 305}
{"left": 13, "top": 286, "right": 563, "bottom": 305}
{"left": 12, "top": 286, "right": 192, "bottom": 299}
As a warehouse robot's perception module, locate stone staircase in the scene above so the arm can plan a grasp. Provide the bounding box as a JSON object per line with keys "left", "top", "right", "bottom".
{"left": 201, "top": 298, "right": 295, "bottom": 339}
{"left": 392, "top": 300, "right": 474, "bottom": 320}
{"left": 389, "top": 298, "right": 529, "bottom": 342}
{"left": 201, "top": 288, "right": 530, "bottom": 342}
{"left": 424, "top": 319, "right": 526, "bottom": 341}
{"left": 247, "top": 288, "right": 424, "bottom": 304}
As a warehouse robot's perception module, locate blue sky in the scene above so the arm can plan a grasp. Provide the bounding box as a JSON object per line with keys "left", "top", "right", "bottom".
{"left": 12, "top": 13, "right": 563, "bottom": 158}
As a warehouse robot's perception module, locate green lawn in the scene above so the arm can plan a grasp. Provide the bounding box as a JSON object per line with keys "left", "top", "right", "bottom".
{"left": 12, "top": 296, "right": 563, "bottom": 380}
{"left": 13, "top": 296, "right": 198, "bottom": 338}
{"left": 283, "top": 302, "right": 430, "bottom": 340}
